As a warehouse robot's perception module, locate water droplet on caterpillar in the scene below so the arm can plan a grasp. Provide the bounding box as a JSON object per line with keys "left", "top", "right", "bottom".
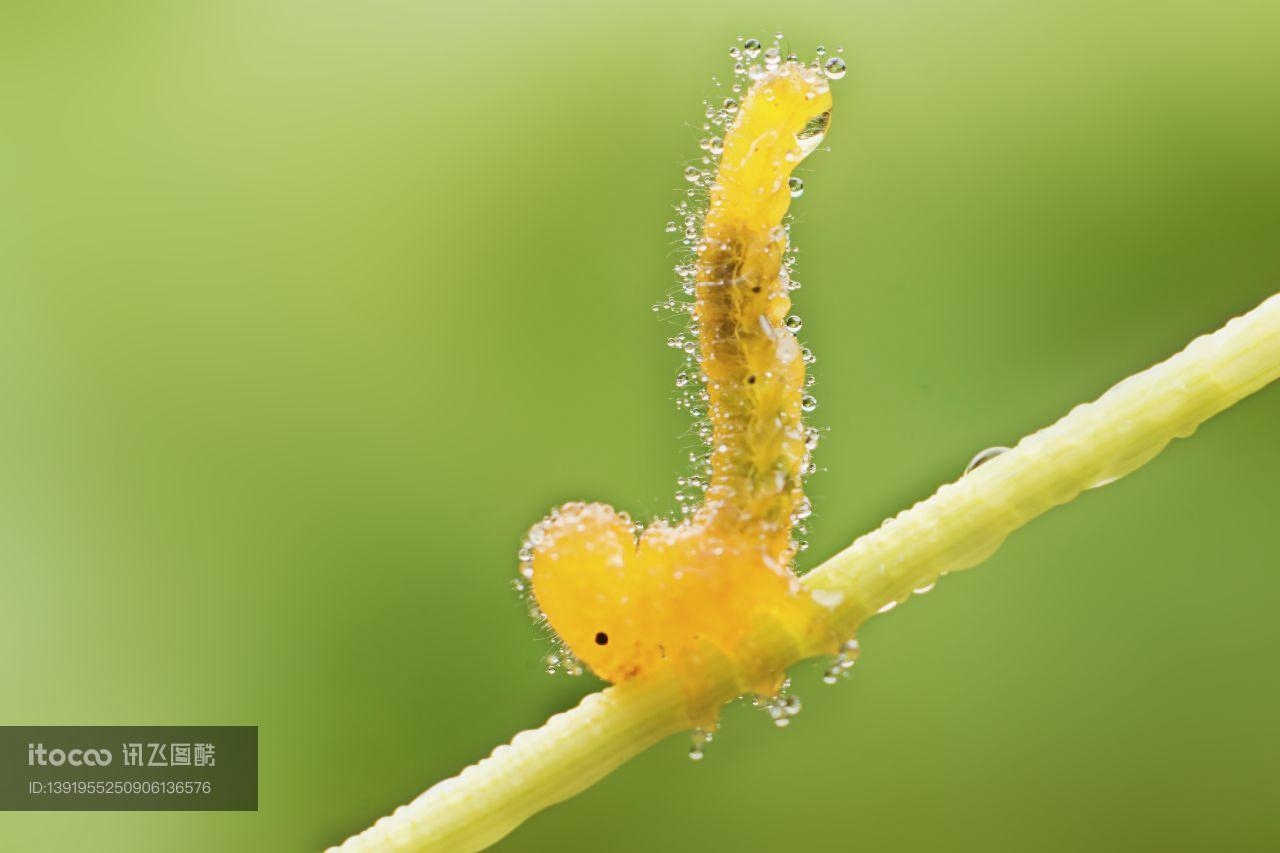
{"left": 684, "top": 166, "right": 702, "bottom": 183}
{"left": 788, "top": 176, "right": 805, "bottom": 197}
{"left": 823, "top": 57, "right": 847, "bottom": 80}
{"left": 796, "top": 111, "right": 831, "bottom": 156}
{"left": 762, "top": 692, "right": 803, "bottom": 727}
{"left": 794, "top": 497, "right": 813, "bottom": 520}
{"left": 742, "top": 37, "right": 762, "bottom": 59}
{"left": 785, "top": 314, "right": 804, "bottom": 332}
{"left": 801, "top": 394, "right": 818, "bottom": 412}
{"left": 688, "top": 726, "right": 715, "bottom": 761}
{"left": 763, "top": 47, "right": 782, "bottom": 69}
{"left": 965, "top": 446, "right": 1010, "bottom": 474}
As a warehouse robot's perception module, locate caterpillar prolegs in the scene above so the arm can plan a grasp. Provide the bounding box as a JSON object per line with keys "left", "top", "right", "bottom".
{"left": 523, "top": 56, "right": 844, "bottom": 715}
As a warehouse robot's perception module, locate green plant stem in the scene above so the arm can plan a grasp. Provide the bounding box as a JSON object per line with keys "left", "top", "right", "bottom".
{"left": 330, "top": 292, "right": 1280, "bottom": 853}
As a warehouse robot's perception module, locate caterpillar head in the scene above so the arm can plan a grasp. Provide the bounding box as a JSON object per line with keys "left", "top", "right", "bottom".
{"left": 527, "top": 502, "right": 820, "bottom": 686}
{"left": 527, "top": 503, "right": 664, "bottom": 682}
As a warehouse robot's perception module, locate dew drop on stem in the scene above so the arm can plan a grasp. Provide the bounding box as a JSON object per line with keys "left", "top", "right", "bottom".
{"left": 965, "top": 446, "right": 1011, "bottom": 474}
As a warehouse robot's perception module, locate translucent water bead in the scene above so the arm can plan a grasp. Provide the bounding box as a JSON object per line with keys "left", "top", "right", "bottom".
{"left": 822, "top": 639, "right": 861, "bottom": 684}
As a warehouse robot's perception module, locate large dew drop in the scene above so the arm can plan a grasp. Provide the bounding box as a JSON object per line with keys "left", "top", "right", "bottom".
{"left": 796, "top": 111, "right": 831, "bottom": 157}
{"left": 965, "top": 446, "right": 1010, "bottom": 474}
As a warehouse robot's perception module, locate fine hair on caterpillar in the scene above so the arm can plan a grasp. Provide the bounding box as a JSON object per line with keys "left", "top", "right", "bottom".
{"left": 519, "top": 45, "right": 847, "bottom": 720}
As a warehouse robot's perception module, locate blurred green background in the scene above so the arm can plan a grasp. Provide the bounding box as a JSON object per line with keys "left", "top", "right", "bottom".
{"left": 2, "top": 1, "right": 1278, "bottom": 850}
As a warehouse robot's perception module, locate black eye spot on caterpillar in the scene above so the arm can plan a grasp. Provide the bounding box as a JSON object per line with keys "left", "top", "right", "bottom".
{"left": 594, "top": 631, "right": 609, "bottom": 646}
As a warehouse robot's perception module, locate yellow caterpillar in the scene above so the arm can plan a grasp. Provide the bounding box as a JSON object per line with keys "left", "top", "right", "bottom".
{"left": 523, "top": 53, "right": 842, "bottom": 709}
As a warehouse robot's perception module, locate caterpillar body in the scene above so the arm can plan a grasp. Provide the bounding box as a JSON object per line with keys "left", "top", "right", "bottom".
{"left": 525, "top": 58, "right": 841, "bottom": 711}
